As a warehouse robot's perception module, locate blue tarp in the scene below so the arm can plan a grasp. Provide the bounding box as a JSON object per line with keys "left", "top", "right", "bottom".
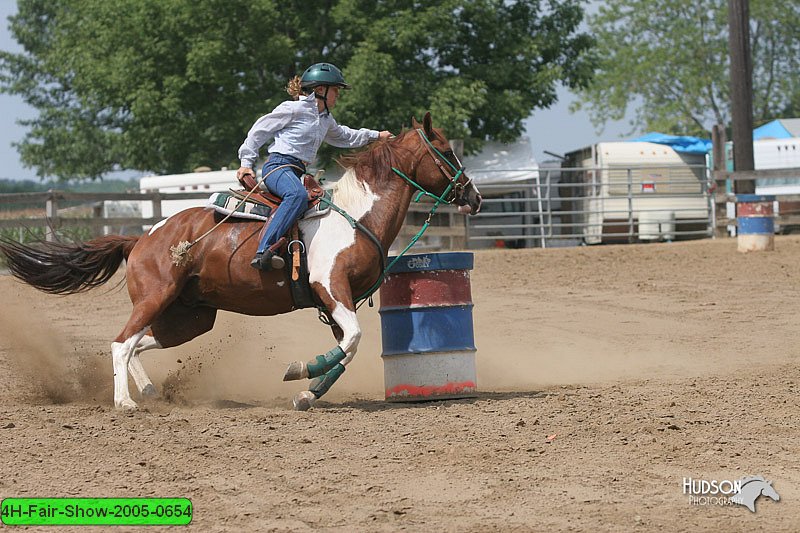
{"left": 753, "top": 120, "right": 792, "bottom": 140}
{"left": 628, "top": 132, "right": 712, "bottom": 155}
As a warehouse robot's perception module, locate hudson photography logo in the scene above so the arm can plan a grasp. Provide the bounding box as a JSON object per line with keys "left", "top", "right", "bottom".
{"left": 683, "top": 476, "right": 780, "bottom": 512}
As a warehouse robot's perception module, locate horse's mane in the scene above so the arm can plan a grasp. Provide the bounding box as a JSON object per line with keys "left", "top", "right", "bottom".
{"left": 337, "top": 128, "right": 415, "bottom": 178}
{"left": 332, "top": 128, "right": 416, "bottom": 209}
{"left": 332, "top": 168, "right": 371, "bottom": 210}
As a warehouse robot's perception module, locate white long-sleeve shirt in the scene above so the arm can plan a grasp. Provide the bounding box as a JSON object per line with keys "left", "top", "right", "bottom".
{"left": 238, "top": 93, "right": 379, "bottom": 168}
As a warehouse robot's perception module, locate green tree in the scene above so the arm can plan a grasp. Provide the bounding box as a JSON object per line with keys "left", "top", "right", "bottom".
{"left": 1, "top": 0, "right": 594, "bottom": 180}
{"left": 573, "top": 0, "right": 800, "bottom": 137}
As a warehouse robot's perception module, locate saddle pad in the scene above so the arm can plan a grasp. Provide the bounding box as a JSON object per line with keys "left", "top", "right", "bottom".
{"left": 207, "top": 192, "right": 273, "bottom": 220}
{"left": 206, "top": 191, "right": 332, "bottom": 221}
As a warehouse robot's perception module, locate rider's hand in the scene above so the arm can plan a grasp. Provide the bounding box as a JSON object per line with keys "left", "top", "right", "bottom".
{"left": 378, "top": 130, "right": 393, "bottom": 140}
{"left": 237, "top": 166, "right": 255, "bottom": 180}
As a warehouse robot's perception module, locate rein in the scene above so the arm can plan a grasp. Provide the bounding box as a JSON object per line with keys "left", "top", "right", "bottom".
{"left": 382, "top": 128, "right": 468, "bottom": 275}
{"left": 326, "top": 128, "right": 469, "bottom": 309}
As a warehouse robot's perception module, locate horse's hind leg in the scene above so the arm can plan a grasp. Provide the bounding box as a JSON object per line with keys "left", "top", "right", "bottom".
{"left": 135, "top": 303, "right": 218, "bottom": 397}
{"left": 113, "top": 302, "right": 216, "bottom": 409}
{"left": 112, "top": 327, "right": 150, "bottom": 409}
{"left": 149, "top": 303, "right": 217, "bottom": 348}
{"left": 112, "top": 285, "right": 184, "bottom": 409}
{"left": 129, "top": 335, "right": 162, "bottom": 397}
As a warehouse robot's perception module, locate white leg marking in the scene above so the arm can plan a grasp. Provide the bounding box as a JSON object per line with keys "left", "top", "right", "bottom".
{"left": 112, "top": 328, "right": 148, "bottom": 409}
{"left": 128, "top": 335, "right": 162, "bottom": 395}
{"left": 330, "top": 302, "right": 361, "bottom": 366}
{"left": 297, "top": 170, "right": 374, "bottom": 370}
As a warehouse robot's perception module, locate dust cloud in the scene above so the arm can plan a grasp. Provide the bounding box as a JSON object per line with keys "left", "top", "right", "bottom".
{"left": 150, "top": 308, "right": 385, "bottom": 408}
{"left": 0, "top": 291, "right": 76, "bottom": 404}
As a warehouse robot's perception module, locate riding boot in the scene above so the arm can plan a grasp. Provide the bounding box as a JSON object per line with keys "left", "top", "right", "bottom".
{"left": 251, "top": 237, "right": 287, "bottom": 271}
{"left": 250, "top": 250, "right": 285, "bottom": 271}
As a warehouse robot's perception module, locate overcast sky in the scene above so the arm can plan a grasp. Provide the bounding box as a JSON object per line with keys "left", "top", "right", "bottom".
{"left": 0, "top": 1, "right": 635, "bottom": 181}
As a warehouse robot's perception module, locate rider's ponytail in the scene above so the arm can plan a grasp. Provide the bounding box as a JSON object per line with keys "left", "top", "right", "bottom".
{"left": 286, "top": 76, "right": 303, "bottom": 100}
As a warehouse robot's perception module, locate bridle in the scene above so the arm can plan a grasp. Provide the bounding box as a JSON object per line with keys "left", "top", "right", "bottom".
{"left": 338, "top": 128, "right": 474, "bottom": 308}
{"left": 391, "top": 129, "right": 473, "bottom": 205}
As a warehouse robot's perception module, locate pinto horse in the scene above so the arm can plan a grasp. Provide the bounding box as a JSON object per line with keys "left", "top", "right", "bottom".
{"left": 0, "top": 113, "right": 482, "bottom": 411}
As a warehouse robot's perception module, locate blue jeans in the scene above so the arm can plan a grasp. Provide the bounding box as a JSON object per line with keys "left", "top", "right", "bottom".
{"left": 257, "top": 153, "right": 308, "bottom": 253}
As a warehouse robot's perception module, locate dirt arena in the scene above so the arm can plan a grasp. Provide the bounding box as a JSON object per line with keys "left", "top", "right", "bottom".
{"left": 1, "top": 236, "right": 799, "bottom": 531}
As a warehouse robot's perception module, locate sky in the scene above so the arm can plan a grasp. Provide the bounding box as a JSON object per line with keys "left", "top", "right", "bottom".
{"left": 0, "top": 1, "right": 635, "bottom": 181}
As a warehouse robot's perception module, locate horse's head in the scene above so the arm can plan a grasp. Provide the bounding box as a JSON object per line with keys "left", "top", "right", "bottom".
{"left": 406, "top": 112, "right": 482, "bottom": 215}
{"left": 761, "top": 480, "right": 780, "bottom": 502}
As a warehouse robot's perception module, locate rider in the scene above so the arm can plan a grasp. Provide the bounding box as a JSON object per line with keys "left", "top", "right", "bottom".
{"left": 237, "top": 62, "right": 392, "bottom": 271}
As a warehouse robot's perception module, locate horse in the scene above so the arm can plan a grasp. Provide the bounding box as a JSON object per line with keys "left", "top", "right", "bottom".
{"left": 729, "top": 476, "right": 780, "bottom": 512}
{"left": 0, "top": 113, "right": 482, "bottom": 411}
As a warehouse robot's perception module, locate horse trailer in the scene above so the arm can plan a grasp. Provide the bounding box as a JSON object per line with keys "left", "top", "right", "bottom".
{"left": 139, "top": 169, "right": 240, "bottom": 219}
{"left": 562, "top": 142, "right": 712, "bottom": 244}
{"left": 459, "top": 138, "right": 551, "bottom": 249}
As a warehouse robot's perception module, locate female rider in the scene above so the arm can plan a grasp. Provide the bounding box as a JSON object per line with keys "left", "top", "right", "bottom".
{"left": 237, "top": 62, "right": 392, "bottom": 270}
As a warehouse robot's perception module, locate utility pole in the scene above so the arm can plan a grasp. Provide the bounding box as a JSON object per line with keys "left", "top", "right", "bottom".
{"left": 728, "top": 0, "right": 755, "bottom": 194}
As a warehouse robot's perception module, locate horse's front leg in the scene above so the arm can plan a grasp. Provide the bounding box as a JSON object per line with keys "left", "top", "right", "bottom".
{"left": 288, "top": 288, "right": 361, "bottom": 411}
{"left": 283, "top": 308, "right": 351, "bottom": 381}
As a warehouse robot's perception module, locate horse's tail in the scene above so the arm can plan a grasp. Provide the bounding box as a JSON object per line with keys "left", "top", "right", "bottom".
{"left": 0, "top": 235, "right": 139, "bottom": 295}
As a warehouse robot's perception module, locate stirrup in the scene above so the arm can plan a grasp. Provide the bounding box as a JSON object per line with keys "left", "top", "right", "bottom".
{"left": 251, "top": 252, "right": 285, "bottom": 271}
{"left": 270, "top": 254, "right": 285, "bottom": 269}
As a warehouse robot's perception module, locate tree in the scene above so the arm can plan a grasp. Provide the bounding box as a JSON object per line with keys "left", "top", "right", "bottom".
{"left": 0, "top": 0, "right": 594, "bottom": 180}
{"left": 0, "top": 0, "right": 592, "bottom": 179}
{"left": 573, "top": 0, "right": 800, "bottom": 137}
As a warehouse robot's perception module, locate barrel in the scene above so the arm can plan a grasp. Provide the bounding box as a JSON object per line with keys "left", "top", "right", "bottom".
{"left": 379, "top": 252, "right": 477, "bottom": 401}
{"left": 736, "top": 194, "right": 775, "bottom": 252}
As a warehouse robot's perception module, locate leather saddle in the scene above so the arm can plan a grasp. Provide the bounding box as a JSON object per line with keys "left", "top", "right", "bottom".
{"left": 234, "top": 172, "right": 325, "bottom": 210}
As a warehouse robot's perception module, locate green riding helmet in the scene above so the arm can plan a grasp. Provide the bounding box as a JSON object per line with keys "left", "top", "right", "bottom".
{"left": 300, "top": 63, "right": 350, "bottom": 90}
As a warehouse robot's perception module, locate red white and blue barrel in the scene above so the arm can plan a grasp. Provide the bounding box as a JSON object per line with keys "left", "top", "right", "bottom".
{"left": 379, "top": 252, "right": 477, "bottom": 401}
{"left": 737, "top": 194, "right": 775, "bottom": 252}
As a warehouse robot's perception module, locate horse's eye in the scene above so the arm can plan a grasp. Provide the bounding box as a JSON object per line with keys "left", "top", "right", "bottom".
{"left": 444, "top": 150, "right": 454, "bottom": 158}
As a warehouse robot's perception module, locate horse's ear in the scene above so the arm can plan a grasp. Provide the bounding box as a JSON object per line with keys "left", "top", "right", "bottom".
{"left": 411, "top": 116, "right": 421, "bottom": 129}
{"left": 423, "top": 112, "right": 433, "bottom": 138}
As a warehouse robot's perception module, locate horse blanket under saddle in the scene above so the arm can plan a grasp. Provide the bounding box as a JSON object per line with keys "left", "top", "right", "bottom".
{"left": 206, "top": 189, "right": 331, "bottom": 221}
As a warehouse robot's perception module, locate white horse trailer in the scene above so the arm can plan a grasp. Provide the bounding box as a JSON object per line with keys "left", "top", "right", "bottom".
{"left": 461, "top": 138, "right": 542, "bottom": 249}
{"left": 563, "top": 142, "right": 710, "bottom": 244}
{"left": 139, "top": 169, "right": 239, "bottom": 219}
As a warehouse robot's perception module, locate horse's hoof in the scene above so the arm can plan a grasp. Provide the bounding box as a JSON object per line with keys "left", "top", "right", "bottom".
{"left": 283, "top": 361, "right": 307, "bottom": 381}
{"left": 116, "top": 398, "right": 138, "bottom": 410}
{"left": 141, "top": 384, "right": 158, "bottom": 397}
{"left": 292, "top": 391, "right": 316, "bottom": 411}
